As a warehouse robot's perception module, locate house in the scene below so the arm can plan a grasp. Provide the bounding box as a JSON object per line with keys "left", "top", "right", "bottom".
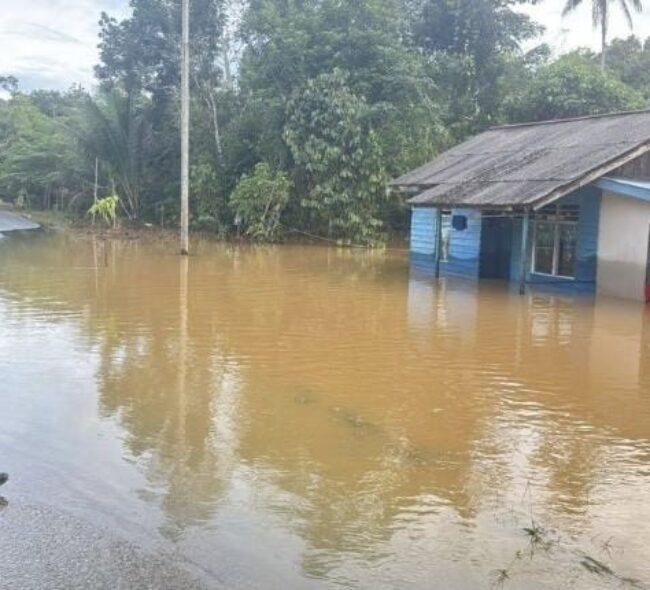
{"left": 390, "top": 110, "right": 650, "bottom": 302}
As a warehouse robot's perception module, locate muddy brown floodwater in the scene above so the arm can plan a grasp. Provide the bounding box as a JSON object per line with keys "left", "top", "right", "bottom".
{"left": 1, "top": 233, "right": 650, "bottom": 589}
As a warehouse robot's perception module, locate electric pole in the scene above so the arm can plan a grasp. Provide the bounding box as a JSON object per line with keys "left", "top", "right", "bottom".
{"left": 180, "top": 0, "right": 190, "bottom": 255}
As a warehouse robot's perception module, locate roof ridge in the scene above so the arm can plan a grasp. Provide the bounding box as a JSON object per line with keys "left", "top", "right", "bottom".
{"left": 490, "top": 109, "right": 650, "bottom": 130}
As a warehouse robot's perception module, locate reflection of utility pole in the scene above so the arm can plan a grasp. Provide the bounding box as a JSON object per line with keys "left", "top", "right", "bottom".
{"left": 180, "top": 0, "right": 190, "bottom": 255}
{"left": 92, "top": 157, "right": 98, "bottom": 226}
{"left": 178, "top": 256, "right": 189, "bottom": 444}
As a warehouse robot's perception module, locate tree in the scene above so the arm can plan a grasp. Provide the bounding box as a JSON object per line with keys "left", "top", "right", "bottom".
{"left": 0, "top": 76, "right": 18, "bottom": 94}
{"left": 78, "top": 90, "right": 154, "bottom": 219}
{"left": 95, "top": 0, "right": 226, "bottom": 224}
{"left": 562, "top": 0, "right": 643, "bottom": 70}
{"left": 229, "top": 162, "right": 292, "bottom": 240}
{"left": 238, "top": 0, "right": 447, "bottom": 185}
{"left": 284, "top": 70, "right": 388, "bottom": 245}
{"left": 602, "top": 35, "right": 650, "bottom": 97}
{"left": 408, "top": 0, "right": 542, "bottom": 129}
{"left": 505, "top": 54, "right": 645, "bottom": 122}
{"left": 0, "top": 93, "right": 86, "bottom": 209}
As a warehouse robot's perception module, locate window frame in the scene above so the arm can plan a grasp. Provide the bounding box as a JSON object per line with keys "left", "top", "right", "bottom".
{"left": 531, "top": 205, "right": 579, "bottom": 280}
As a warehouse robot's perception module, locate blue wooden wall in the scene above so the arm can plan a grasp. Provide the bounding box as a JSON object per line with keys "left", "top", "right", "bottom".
{"left": 410, "top": 187, "right": 602, "bottom": 290}
{"left": 410, "top": 207, "right": 438, "bottom": 257}
{"left": 440, "top": 208, "right": 482, "bottom": 277}
{"left": 509, "top": 186, "right": 602, "bottom": 291}
{"left": 409, "top": 206, "right": 482, "bottom": 278}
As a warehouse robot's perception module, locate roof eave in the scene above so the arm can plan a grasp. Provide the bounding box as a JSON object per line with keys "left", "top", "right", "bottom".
{"left": 404, "top": 139, "right": 650, "bottom": 210}
{"left": 529, "top": 140, "right": 650, "bottom": 210}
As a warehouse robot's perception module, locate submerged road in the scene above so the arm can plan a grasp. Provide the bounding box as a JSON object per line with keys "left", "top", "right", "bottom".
{"left": 0, "top": 210, "right": 40, "bottom": 233}
{"left": 0, "top": 501, "right": 210, "bottom": 590}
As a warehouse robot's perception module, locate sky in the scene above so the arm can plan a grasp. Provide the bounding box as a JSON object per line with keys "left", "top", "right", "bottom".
{"left": 1, "top": 0, "right": 650, "bottom": 93}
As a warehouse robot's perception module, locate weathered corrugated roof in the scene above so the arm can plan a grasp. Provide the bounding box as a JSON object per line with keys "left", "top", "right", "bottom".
{"left": 390, "top": 110, "right": 650, "bottom": 209}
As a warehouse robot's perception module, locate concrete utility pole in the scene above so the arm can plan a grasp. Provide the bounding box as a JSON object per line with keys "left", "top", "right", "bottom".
{"left": 180, "top": 0, "right": 190, "bottom": 255}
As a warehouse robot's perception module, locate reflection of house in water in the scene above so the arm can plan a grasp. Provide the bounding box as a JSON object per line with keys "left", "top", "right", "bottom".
{"left": 407, "top": 269, "right": 478, "bottom": 343}
{"left": 406, "top": 275, "right": 650, "bottom": 539}
{"left": 587, "top": 299, "right": 650, "bottom": 425}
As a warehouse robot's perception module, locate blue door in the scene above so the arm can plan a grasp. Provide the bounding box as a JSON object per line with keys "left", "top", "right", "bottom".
{"left": 480, "top": 217, "right": 513, "bottom": 279}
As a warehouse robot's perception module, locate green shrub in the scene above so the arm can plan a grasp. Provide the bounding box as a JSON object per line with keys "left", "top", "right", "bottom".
{"left": 229, "top": 163, "right": 292, "bottom": 241}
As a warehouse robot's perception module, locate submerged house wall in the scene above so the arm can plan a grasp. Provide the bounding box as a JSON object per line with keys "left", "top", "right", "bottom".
{"left": 441, "top": 209, "right": 482, "bottom": 277}
{"left": 409, "top": 187, "right": 602, "bottom": 290}
{"left": 410, "top": 207, "right": 438, "bottom": 259}
{"left": 509, "top": 187, "right": 602, "bottom": 292}
{"left": 597, "top": 192, "right": 650, "bottom": 301}
{"left": 409, "top": 207, "right": 482, "bottom": 278}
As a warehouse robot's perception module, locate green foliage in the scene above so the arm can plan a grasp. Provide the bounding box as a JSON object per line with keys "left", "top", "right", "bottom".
{"left": 78, "top": 90, "right": 153, "bottom": 219}
{"left": 505, "top": 55, "right": 645, "bottom": 122}
{"left": 0, "top": 92, "right": 85, "bottom": 209}
{"left": 284, "top": 69, "right": 389, "bottom": 245}
{"left": 4, "top": 0, "right": 650, "bottom": 245}
{"left": 409, "top": 0, "right": 543, "bottom": 129}
{"left": 190, "top": 160, "right": 231, "bottom": 235}
{"left": 604, "top": 36, "right": 650, "bottom": 98}
{"left": 0, "top": 76, "right": 18, "bottom": 94}
{"left": 229, "top": 163, "right": 292, "bottom": 241}
{"left": 88, "top": 194, "right": 120, "bottom": 227}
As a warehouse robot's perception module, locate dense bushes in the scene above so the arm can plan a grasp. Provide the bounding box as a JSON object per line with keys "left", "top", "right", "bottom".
{"left": 1, "top": 0, "right": 649, "bottom": 244}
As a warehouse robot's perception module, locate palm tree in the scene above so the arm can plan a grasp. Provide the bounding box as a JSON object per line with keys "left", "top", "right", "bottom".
{"left": 562, "top": 0, "right": 643, "bottom": 70}
{"left": 79, "top": 90, "right": 152, "bottom": 220}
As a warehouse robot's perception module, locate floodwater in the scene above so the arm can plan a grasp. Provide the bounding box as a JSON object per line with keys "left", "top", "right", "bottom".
{"left": 1, "top": 233, "right": 650, "bottom": 590}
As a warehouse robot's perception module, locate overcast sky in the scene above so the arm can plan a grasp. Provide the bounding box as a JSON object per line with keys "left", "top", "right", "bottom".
{"left": 2, "top": 0, "right": 650, "bottom": 92}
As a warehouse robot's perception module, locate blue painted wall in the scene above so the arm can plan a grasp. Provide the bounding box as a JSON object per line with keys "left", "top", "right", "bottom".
{"left": 409, "top": 206, "right": 482, "bottom": 278}
{"left": 509, "top": 186, "right": 602, "bottom": 291}
{"left": 410, "top": 207, "right": 438, "bottom": 256}
{"left": 409, "top": 207, "right": 439, "bottom": 275}
{"left": 410, "top": 186, "right": 602, "bottom": 290}
{"left": 440, "top": 208, "right": 482, "bottom": 278}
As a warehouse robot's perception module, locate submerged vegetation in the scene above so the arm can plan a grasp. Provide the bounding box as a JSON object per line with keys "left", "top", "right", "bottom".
{"left": 0, "top": 0, "right": 649, "bottom": 243}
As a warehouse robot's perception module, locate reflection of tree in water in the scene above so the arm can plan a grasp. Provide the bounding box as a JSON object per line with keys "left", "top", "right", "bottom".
{"left": 3, "top": 235, "right": 650, "bottom": 583}
{"left": 86, "top": 242, "right": 486, "bottom": 566}
{"left": 91, "top": 253, "right": 245, "bottom": 538}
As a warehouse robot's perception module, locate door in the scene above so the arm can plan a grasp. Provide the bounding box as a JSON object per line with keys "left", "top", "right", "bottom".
{"left": 480, "top": 217, "right": 513, "bottom": 279}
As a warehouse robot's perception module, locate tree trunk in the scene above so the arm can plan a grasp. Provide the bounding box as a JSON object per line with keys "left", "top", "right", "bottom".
{"left": 223, "top": 35, "right": 233, "bottom": 91}
{"left": 200, "top": 81, "right": 223, "bottom": 161}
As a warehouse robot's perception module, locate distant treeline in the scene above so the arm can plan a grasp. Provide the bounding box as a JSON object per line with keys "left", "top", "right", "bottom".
{"left": 1, "top": 0, "right": 649, "bottom": 244}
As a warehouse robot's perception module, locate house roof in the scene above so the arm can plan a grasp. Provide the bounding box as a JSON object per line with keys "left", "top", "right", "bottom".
{"left": 595, "top": 176, "right": 650, "bottom": 203}
{"left": 390, "top": 110, "right": 650, "bottom": 210}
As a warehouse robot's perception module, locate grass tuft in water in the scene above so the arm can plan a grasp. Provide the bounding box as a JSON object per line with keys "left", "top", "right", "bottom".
{"left": 491, "top": 568, "right": 510, "bottom": 589}
{"left": 580, "top": 555, "right": 614, "bottom": 576}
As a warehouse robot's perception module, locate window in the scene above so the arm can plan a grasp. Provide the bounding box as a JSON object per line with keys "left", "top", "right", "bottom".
{"left": 440, "top": 211, "right": 452, "bottom": 262}
{"left": 532, "top": 205, "right": 579, "bottom": 278}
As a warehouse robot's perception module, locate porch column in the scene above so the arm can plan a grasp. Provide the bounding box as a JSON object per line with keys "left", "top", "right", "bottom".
{"left": 434, "top": 207, "right": 443, "bottom": 278}
{"left": 519, "top": 209, "right": 530, "bottom": 295}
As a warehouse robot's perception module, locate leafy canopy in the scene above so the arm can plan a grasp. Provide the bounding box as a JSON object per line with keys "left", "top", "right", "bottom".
{"left": 284, "top": 69, "right": 389, "bottom": 245}
{"left": 229, "top": 162, "right": 292, "bottom": 241}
